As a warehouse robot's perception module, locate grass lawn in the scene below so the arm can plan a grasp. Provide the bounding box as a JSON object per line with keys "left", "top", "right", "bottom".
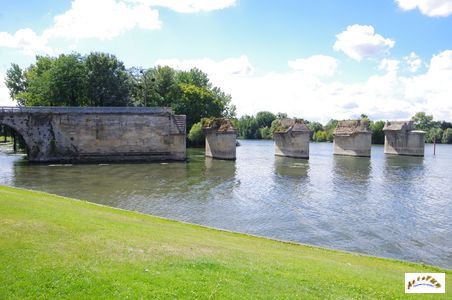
{"left": 0, "top": 185, "right": 450, "bottom": 299}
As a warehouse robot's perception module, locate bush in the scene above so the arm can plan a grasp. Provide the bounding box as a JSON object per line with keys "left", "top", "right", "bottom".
{"left": 187, "top": 122, "right": 204, "bottom": 147}
{"left": 442, "top": 128, "right": 452, "bottom": 144}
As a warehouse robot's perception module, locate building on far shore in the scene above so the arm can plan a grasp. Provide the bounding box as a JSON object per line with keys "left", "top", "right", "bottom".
{"left": 383, "top": 121, "right": 425, "bottom": 156}
{"left": 333, "top": 120, "right": 372, "bottom": 157}
{"left": 203, "top": 118, "right": 237, "bottom": 160}
{"left": 273, "top": 118, "right": 310, "bottom": 159}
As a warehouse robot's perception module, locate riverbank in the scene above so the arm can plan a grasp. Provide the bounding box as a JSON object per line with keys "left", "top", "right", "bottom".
{"left": 0, "top": 186, "right": 450, "bottom": 298}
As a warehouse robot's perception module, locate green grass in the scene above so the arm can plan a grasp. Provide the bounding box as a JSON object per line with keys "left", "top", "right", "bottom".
{"left": 0, "top": 186, "right": 450, "bottom": 299}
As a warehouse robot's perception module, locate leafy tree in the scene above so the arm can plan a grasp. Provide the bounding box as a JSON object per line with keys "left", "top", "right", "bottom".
{"left": 16, "top": 56, "right": 55, "bottom": 106}
{"left": 442, "top": 128, "right": 452, "bottom": 144}
{"left": 324, "top": 119, "right": 338, "bottom": 142}
{"left": 176, "top": 68, "right": 210, "bottom": 88}
{"left": 173, "top": 83, "right": 224, "bottom": 131}
{"left": 187, "top": 121, "right": 205, "bottom": 147}
{"left": 370, "top": 121, "right": 385, "bottom": 144}
{"left": 276, "top": 112, "right": 288, "bottom": 119}
{"left": 308, "top": 122, "right": 323, "bottom": 140}
{"left": 238, "top": 115, "right": 259, "bottom": 139}
{"left": 48, "top": 54, "right": 87, "bottom": 106}
{"left": 5, "top": 63, "right": 26, "bottom": 105}
{"left": 85, "top": 52, "right": 131, "bottom": 106}
{"left": 259, "top": 127, "right": 272, "bottom": 139}
{"left": 411, "top": 112, "right": 434, "bottom": 131}
{"left": 255, "top": 111, "right": 276, "bottom": 128}
{"left": 427, "top": 128, "right": 443, "bottom": 143}
{"left": 313, "top": 130, "right": 327, "bottom": 142}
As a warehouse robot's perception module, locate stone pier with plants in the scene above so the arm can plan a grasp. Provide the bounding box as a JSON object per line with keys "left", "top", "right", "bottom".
{"left": 383, "top": 121, "right": 425, "bottom": 156}
{"left": 273, "top": 118, "right": 310, "bottom": 159}
{"left": 333, "top": 120, "right": 372, "bottom": 157}
{"left": 203, "top": 118, "right": 237, "bottom": 160}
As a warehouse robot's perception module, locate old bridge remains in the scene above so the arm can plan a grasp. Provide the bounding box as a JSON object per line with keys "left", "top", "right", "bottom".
{"left": 0, "top": 106, "right": 186, "bottom": 162}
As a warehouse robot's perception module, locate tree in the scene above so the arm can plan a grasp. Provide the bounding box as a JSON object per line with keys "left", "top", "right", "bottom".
{"left": 411, "top": 112, "right": 434, "bottom": 131}
{"left": 18, "top": 56, "right": 55, "bottom": 106}
{"left": 238, "top": 115, "right": 259, "bottom": 139}
{"left": 255, "top": 111, "right": 276, "bottom": 128}
{"left": 427, "top": 128, "right": 443, "bottom": 143}
{"left": 187, "top": 121, "right": 205, "bottom": 147}
{"left": 48, "top": 54, "right": 87, "bottom": 106}
{"left": 370, "top": 121, "right": 385, "bottom": 144}
{"left": 324, "top": 119, "right": 338, "bottom": 142}
{"left": 85, "top": 52, "right": 132, "bottom": 106}
{"left": 308, "top": 122, "right": 323, "bottom": 140}
{"left": 172, "top": 83, "right": 224, "bottom": 131}
{"left": 5, "top": 63, "right": 26, "bottom": 105}
{"left": 442, "top": 128, "right": 452, "bottom": 144}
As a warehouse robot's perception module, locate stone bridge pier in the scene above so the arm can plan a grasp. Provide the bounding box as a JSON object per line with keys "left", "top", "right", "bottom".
{"left": 0, "top": 107, "right": 186, "bottom": 162}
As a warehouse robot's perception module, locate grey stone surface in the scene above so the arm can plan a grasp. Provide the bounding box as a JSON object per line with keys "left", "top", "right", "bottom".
{"left": 203, "top": 118, "right": 236, "bottom": 160}
{"left": 273, "top": 119, "right": 310, "bottom": 159}
{"left": 383, "top": 121, "right": 425, "bottom": 156}
{"left": 333, "top": 120, "right": 371, "bottom": 157}
{"left": 0, "top": 107, "right": 186, "bottom": 162}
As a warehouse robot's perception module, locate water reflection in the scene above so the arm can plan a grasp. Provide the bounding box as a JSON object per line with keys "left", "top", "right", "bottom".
{"left": 273, "top": 156, "right": 309, "bottom": 178}
{"left": 333, "top": 155, "right": 371, "bottom": 182}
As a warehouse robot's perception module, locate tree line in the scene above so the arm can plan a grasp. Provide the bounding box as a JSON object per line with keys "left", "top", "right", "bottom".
{"left": 4, "top": 52, "right": 236, "bottom": 132}
{"left": 193, "top": 111, "right": 450, "bottom": 145}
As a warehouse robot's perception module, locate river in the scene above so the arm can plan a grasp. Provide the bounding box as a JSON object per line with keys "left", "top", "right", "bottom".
{"left": 1, "top": 140, "right": 451, "bottom": 268}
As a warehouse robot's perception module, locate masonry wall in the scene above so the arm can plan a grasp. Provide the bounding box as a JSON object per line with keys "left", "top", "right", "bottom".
{"left": 274, "top": 132, "right": 310, "bottom": 159}
{"left": 205, "top": 131, "right": 236, "bottom": 160}
{"left": 384, "top": 132, "right": 425, "bottom": 156}
{"left": 333, "top": 133, "right": 371, "bottom": 157}
{"left": 0, "top": 110, "right": 186, "bottom": 162}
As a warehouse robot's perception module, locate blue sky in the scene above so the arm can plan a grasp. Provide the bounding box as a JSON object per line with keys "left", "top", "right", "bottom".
{"left": 1, "top": 0, "right": 452, "bottom": 122}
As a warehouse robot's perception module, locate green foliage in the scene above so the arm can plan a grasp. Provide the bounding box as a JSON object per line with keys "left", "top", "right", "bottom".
{"left": 255, "top": 111, "right": 276, "bottom": 128}
{"left": 411, "top": 112, "right": 434, "bottom": 131}
{"left": 187, "top": 122, "right": 204, "bottom": 147}
{"left": 84, "top": 52, "right": 131, "bottom": 106}
{"left": 259, "top": 127, "right": 272, "bottom": 139}
{"left": 307, "top": 122, "right": 323, "bottom": 139}
{"left": 4, "top": 63, "right": 26, "bottom": 105}
{"left": 370, "top": 121, "right": 385, "bottom": 144}
{"left": 426, "top": 128, "right": 443, "bottom": 143}
{"left": 442, "top": 128, "right": 452, "bottom": 144}
{"left": 313, "top": 130, "right": 327, "bottom": 142}
{"left": 237, "top": 115, "right": 259, "bottom": 139}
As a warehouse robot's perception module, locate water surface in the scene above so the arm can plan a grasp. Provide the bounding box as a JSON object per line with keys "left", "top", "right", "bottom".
{"left": 1, "top": 141, "right": 451, "bottom": 268}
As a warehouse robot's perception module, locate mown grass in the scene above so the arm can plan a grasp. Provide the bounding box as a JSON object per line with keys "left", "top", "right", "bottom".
{"left": 0, "top": 185, "right": 450, "bottom": 299}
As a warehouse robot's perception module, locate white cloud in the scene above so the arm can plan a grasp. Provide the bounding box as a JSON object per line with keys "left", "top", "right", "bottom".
{"left": 403, "top": 52, "right": 422, "bottom": 73}
{"left": 396, "top": 0, "right": 452, "bottom": 17}
{"left": 288, "top": 55, "right": 338, "bottom": 77}
{"left": 43, "top": 0, "right": 161, "bottom": 41}
{"left": 0, "top": 73, "right": 16, "bottom": 107}
{"left": 0, "top": 28, "right": 52, "bottom": 55}
{"left": 0, "top": 0, "right": 236, "bottom": 55}
{"left": 378, "top": 58, "right": 400, "bottom": 73}
{"left": 155, "top": 55, "right": 254, "bottom": 82}
{"left": 135, "top": 0, "right": 236, "bottom": 13}
{"left": 333, "top": 24, "right": 395, "bottom": 61}
{"left": 161, "top": 51, "right": 452, "bottom": 122}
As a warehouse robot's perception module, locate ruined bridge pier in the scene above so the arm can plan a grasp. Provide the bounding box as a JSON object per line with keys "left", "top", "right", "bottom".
{"left": 0, "top": 107, "right": 186, "bottom": 162}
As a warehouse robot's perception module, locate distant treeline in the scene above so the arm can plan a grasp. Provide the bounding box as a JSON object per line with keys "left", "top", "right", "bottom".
{"left": 231, "top": 111, "right": 452, "bottom": 145}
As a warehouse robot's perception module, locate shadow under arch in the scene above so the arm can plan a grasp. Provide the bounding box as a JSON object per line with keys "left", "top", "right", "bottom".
{"left": 0, "top": 123, "right": 30, "bottom": 158}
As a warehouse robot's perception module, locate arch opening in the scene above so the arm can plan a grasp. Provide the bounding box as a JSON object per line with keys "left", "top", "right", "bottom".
{"left": 0, "top": 124, "right": 29, "bottom": 159}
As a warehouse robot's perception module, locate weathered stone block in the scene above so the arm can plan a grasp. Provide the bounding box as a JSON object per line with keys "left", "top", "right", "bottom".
{"left": 273, "top": 119, "right": 310, "bottom": 159}
{"left": 203, "top": 118, "right": 237, "bottom": 160}
{"left": 383, "top": 121, "right": 425, "bottom": 156}
{"left": 333, "top": 120, "right": 371, "bottom": 157}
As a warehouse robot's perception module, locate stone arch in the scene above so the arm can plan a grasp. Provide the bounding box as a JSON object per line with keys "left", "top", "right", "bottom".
{"left": 0, "top": 119, "right": 32, "bottom": 158}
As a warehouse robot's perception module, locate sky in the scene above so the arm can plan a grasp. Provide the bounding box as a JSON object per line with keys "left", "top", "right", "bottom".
{"left": 1, "top": 0, "right": 452, "bottom": 123}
